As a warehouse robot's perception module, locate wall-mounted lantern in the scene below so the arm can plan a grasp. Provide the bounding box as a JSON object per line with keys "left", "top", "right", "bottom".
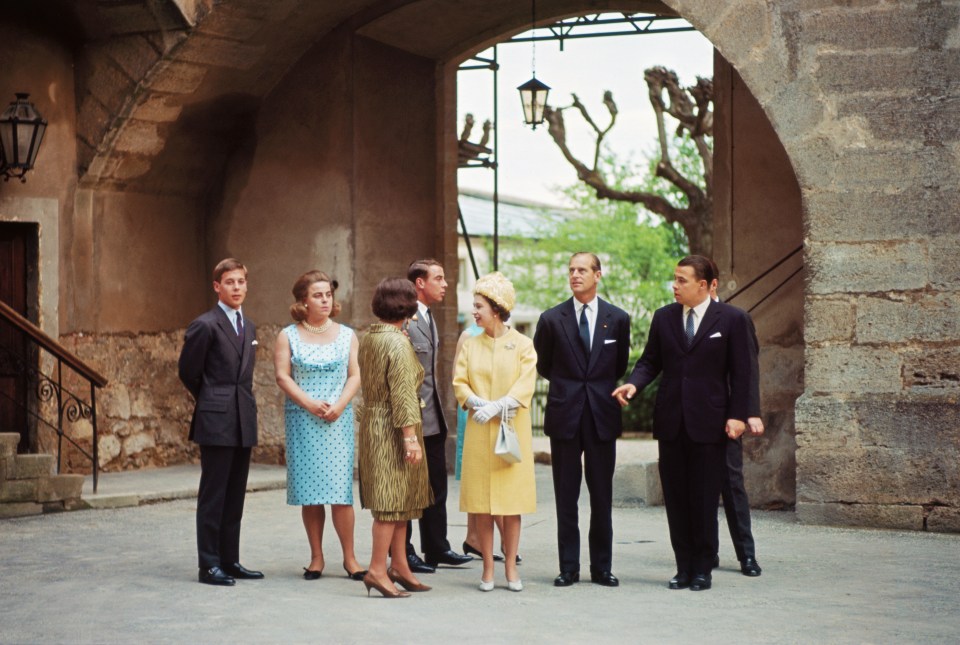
{"left": 0, "top": 93, "right": 47, "bottom": 182}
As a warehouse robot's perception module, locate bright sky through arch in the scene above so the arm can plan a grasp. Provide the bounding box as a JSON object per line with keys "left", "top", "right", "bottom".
{"left": 457, "top": 21, "right": 714, "bottom": 208}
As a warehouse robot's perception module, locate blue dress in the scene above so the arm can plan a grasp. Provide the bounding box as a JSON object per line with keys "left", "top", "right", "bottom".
{"left": 284, "top": 324, "right": 355, "bottom": 505}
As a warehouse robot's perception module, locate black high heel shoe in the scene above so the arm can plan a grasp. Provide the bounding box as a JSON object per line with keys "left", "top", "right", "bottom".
{"left": 344, "top": 565, "right": 367, "bottom": 581}
{"left": 303, "top": 567, "right": 322, "bottom": 580}
{"left": 463, "top": 541, "right": 504, "bottom": 562}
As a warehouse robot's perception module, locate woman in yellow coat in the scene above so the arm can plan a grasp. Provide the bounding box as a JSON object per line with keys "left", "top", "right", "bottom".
{"left": 454, "top": 272, "right": 537, "bottom": 592}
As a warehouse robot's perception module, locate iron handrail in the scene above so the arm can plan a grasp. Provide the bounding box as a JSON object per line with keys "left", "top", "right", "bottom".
{"left": 725, "top": 245, "right": 803, "bottom": 310}
{"left": 0, "top": 298, "right": 106, "bottom": 491}
{"left": 0, "top": 299, "right": 107, "bottom": 387}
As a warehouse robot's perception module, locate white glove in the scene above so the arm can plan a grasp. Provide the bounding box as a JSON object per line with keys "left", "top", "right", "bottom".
{"left": 498, "top": 396, "right": 520, "bottom": 421}
{"left": 472, "top": 400, "right": 501, "bottom": 424}
{"left": 466, "top": 395, "right": 490, "bottom": 410}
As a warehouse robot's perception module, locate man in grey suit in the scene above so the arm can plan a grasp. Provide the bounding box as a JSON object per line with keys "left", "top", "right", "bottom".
{"left": 178, "top": 258, "right": 263, "bottom": 586}
{"left": 403, "top": 259, "right": 472, "bottom": 573}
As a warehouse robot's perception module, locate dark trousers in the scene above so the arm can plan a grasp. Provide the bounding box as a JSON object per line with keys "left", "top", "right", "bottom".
{"left": 550, "top": 411, "right": 617, "bottom": 574}
{"left": 406, "top": 433, "right": 450, "bottom": 557}
{"left": 658, "top": 427, "right": 726, "bottom": 576}
{"left": 197, "top": 445, "right": 251, "bottom": 569}
{"left": 720, "top": 436, "right": 756, "bottom": 561}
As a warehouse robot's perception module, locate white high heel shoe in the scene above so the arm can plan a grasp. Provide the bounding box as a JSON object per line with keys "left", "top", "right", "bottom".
{"left": 507, "top": 578, "right": 523, "bottom": 592}
{"left": 479, "top": 578, "right": 495, "bottom": 592}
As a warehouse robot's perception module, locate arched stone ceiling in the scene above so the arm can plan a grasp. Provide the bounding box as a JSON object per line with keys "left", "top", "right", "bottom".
{"left": 71, "top": 0, "right": 673, "bottom": 197}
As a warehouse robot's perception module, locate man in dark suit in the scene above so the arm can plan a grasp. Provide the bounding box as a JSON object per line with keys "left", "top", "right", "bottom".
{"left": 534, "top": 252, "right": 630, "bottom": 588}
{"left": 178, "top": 258, "right": 263, "bottom": 586}
{"left": 613, "top": 254, "right": 756, "bottom": 591}
{"left": 402, "top": 259, "right": 472, "bottom": 573}
{"left": 709, "top": 262, "right": 763, "bottom": 577}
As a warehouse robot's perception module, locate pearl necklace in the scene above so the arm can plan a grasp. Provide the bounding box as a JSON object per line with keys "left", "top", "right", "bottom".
{"left": 302, "top": 319, "right": 332, "bottom": 334}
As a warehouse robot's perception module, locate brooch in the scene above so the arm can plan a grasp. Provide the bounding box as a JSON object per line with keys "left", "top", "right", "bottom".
{"left": 505, "top": 342, "right": 516, "bottom": 350}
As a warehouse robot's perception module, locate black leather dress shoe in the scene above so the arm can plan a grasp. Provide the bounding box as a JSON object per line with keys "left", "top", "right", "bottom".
{"left": 222, "top": 563, "right": 264, "bottom": 579}
{"left": 712, "top": 554, "right": 720, "bottom": 569}
{"left": 199, "top": 566, "right": 235, "bottom": 586}
{"left": 668, "top": 572, "right": 691, "bottom": 590}
{"left": 740, "top": 557, "right": 762, "bottom": 577}
{"left": 554, "top": 571, "right": 580, "bottom": 587}
{"left": 425, "top": 549, "right": 473, "bottom": 567}
{"left": 407, "top": 553, "right": 436, "bottom": 574}
{"left": 690, "top": 573, "right": 712, "bottom": 591}
{"left": 590, "top": 571, "right": 619, "bottom": 587}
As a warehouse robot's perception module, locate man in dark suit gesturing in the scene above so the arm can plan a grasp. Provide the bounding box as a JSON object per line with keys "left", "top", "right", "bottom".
{"left": 613, "top": 255, "right": 756, "bottom": 591}
{"left": 534, "top": 252, "right": 630, "bottom": 588}
{"left": 179, "top": 258, "right": 263, "bottom": 586}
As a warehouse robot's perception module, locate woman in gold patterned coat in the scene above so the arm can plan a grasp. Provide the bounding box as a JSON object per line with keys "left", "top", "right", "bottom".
{"left": 357, "top": 278, "right": 433, "bottom": 598}
{"left": 454, "top": 272, "right": 537, "bottom": 593}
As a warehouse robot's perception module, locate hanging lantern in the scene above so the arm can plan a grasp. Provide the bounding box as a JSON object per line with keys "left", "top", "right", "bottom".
{"left": 0, "top": 93, "right": 47, "bottom": 182}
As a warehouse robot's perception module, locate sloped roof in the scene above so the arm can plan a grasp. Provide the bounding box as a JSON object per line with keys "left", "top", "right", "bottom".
{"left": 458, "top": 188, "right": 572, "bottom": 238}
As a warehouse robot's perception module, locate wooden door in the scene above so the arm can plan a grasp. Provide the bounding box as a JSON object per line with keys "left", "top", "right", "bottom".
{"left": 0, "top": 223, "right": 38, "bottom": 452}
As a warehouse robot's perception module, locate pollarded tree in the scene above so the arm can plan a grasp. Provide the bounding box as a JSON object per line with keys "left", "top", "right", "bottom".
{"left": 543, "top": 66, "right": 713, "bottom": 256}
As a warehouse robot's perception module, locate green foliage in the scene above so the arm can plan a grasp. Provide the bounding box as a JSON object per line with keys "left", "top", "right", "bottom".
{"left": 505, "top": 137, "right": 704, "bottom": 432}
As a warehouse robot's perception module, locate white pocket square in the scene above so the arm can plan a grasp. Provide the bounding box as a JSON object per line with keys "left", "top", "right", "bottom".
{"left": 604, "top": 339, "right": 617, "bottom": 344}
{"left": 252, "top": 340, "right": 259, "bottom": 346}
{"left": 709, "top": 332, "right": 722, "bottom": 339}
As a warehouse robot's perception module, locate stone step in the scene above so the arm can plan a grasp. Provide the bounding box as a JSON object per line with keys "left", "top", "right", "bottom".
{"left": 0, "top": 433, "right": 18, "bottom": 458}
{"left": 40, "top": 474, "right": 85, "bottom": 503}
{"left": 612, "top": 460, "right": 663, "bottom": 507}
{"left": 12, "top": 454, "right": 55, "bottom": 479}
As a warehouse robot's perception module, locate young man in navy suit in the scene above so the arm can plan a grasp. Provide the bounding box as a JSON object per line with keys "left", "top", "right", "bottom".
{"left": 613, "top": 255, "right": 756, "bottom": 591}
{"left": 534, "top": 252, "right": 631, "bottom": 588}
{"left": 179, "top": 258, "right": 263, "bottom": 586}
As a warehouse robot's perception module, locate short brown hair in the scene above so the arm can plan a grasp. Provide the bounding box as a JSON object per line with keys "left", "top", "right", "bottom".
{"left": 372, "top": 277, "right": 418, "bottom": 321}
{"left": 407, "top": 258, "right": 443, "bottom": 283}
{"left": 570, "top": 252, "right": 601, "bottom": 272}
{"left": 479, "top": 294, "right": 511, "bottom": 323}
{"left": 678, "top": 255, "right": 715, "bottom": 284}
{"left": 213, "top": 258, "right": 246, "bottom": 283}
{"left": 289, "top": 270, "right": 341, "bottom": 321}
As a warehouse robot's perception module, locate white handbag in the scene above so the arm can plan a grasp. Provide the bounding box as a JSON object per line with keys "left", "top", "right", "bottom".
{"left": 494, "top": 418, "right": 522, "bottom": 464}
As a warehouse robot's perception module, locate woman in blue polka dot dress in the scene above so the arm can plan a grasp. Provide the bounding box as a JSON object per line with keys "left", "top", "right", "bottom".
{"left": 275, "top": 271, "right": 366, "bottom": 580}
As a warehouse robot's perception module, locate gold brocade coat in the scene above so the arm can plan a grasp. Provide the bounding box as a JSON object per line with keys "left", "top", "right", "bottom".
{"left": 453, "top": 328, "right": 537, "bottom": 515}
{"left": 357, "top": 324, "right": 433, "bottom": 521}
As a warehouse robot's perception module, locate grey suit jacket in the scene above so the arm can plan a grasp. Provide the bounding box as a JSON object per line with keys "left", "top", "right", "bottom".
{"left": 408, "top": 307, "right": 448, "bottom": 438}
{"left": 178, "top": 305, "right": 258, "bottom": 447}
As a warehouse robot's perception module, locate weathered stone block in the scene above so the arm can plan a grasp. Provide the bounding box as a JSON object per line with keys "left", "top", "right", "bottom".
{"left": 927, "top": 506, "right": 960, "bottom": 532}
{"left": 0, "top": 433, "right": 18, "bottom": 458}
{"left": 805, "top": 189, "right": 960, "bottom": 242}
{"left": 766, "top": 76, "right": 825, "bottom": 139}
{"left": 804, "top": 298, "right": 855, "bottom": 344}
{"left": 122, "top": 432, "right": 157, "bottom": 457}
{"left": 795, "top": 394, "right": 859, "bottom": 447}
{"left": 819, "top": 50, "right": 960, "bottom": 95}
{"left": 839, "top": 94, "right": 960, "bottom": 144}
{"left": 97, "top": 35, "right": 162, "bottom": 82}
{"left": 98, "top": 434, "right": 121, "bottom": 467}
{"left": 38, "top": 475, "right": 85, "bottom": 503}
{"left": 130, "top": 95, "right": 183, "bottom": 123}
{"left": 805, "top": 346, "right": 902, "bottom": 393}
{"left": 113, "top": 121, "right": 164, "bottom": 155}
{"left": 195, "top": 11, "right": 262, "bottom": 40}
{"left": 857, "top": 294, "right": 960, "bottom": 344}
{"left": 175, "top": 35, "right": 264, "bottom": 70}
{"left": 612, "top": 460, "right": 663, "bottom": 507}
{"left": 797, "top": 501, "right": 924, "bottom": 531}
{"left": 0, "top": 479, "right": 39, "bottom": 503}
{"left": 12, "top": 454, "right": 54, "bottom": 479}
{"left": 902, "top": 348, "right": 960, "bottom": 390}
{"left": 100, "top": 384, "right": 131, "bottom": 420}
{"left": 0, "top": 502, "right": 44, "bottom": 519}
{"left": 799, "top": 5, "right": 933, "bottom": 50}
{"left": 807, "top": 242, "right": 927, "bottom": 294}
{"left": 149, "top": 61, "right": 207, "bottom": 94}
{"left": 81, "top": 59, "right": 133, "bottom": 115}
{"left": 928, "top": 235, "right": 960, "bottom": 291}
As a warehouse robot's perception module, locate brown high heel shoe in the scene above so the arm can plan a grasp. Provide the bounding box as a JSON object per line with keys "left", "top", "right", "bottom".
{"left": 362, "top": 572, "right": 410, "bottom": 598}
{"left": 388, "top": 567, "right": 432, "bottom": 592}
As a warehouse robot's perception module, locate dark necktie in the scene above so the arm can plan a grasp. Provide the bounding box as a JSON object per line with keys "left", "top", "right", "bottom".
{"left": 236, "top": 311, "right": 243, "bottom": 337}
{"left": 579, "top": 304, "right": 590, "bottom": 354}
{"left": 685, "top": 309, "right": 695, "bottom": 346}
{"left": 425, "top": 308, "right": 438, "bottom": 378}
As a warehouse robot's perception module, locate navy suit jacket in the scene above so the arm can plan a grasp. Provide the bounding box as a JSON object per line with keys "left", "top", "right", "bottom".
{"left": 178, "top": 306, "right": 258, "bottom": 447}
{"left": 626, "top": 300, "right": 754, "bottom": 444}
{"left": 534, "top": 297, "right": 630, "bottom": 441}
